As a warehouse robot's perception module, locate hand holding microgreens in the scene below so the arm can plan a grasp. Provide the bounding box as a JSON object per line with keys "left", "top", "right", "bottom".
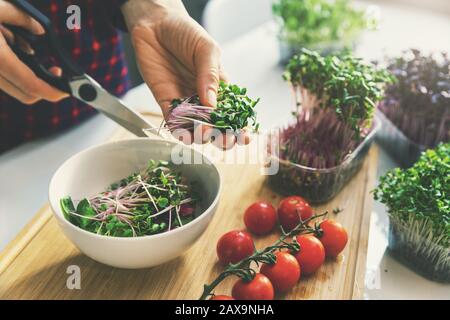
{"left": 284, "top": 49, "right": 392, "bottom": 139}
{"left": 166, "top": 81, "right": 260, "bottom": 133}
{"left": 60, "top": 160, "right": 198, "bottom": 237}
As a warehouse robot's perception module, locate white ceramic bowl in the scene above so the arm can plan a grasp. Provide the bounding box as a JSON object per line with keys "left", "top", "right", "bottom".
{"left": 49, "top": 138, "right": 221, "bottom": 269}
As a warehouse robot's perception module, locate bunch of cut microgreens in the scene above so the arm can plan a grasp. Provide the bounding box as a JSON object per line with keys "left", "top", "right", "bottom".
{"left": 272, "top": 0, "right": 376, "bottom": 50}
{"left": 60, "top": 160, "right": 197, "bottom": 237}
{"left": 166, "top": 81, "right": 260, "bottom": 133}
{"left": 199, "top": 211, "right": 328, "bottom": 300}
{"left": 379, "top": 49, "right": 450, "bottom": 147}
{"left": 284, "top": 49, "right": 392, "bottom": 140}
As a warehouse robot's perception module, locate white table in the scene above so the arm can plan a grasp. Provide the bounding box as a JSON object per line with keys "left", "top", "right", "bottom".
{"left": 1, "top": 1, "right": 449, "bottom": 299}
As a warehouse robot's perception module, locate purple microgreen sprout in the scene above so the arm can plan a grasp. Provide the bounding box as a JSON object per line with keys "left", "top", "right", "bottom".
{"left": 379, "top": 49, "right": 450, "bottom": 147}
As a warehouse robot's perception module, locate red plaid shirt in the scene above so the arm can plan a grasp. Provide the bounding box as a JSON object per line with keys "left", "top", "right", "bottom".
{"left": 0, "top": 0, "right": 130, "bottom": 153}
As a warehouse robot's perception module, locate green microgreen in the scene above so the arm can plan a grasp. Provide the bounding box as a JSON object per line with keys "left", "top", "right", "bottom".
{"left": 272, "top": 0, "right": 377, "bottom": 50}
{"left": 167, "top": 81, "right": 260, "bottom": 133}
{"left": 374, "top": 143, "right": 450, "bottom": 247}
{"left": 284, "top": 49, "right": 393, "bottom": 139}
{"left": 333, "top": 207, "right": 343, "bottom": 215}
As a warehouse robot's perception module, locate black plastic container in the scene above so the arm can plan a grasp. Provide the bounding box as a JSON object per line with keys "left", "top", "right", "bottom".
{"left": 267, "top": 119, "right": 380, "bottom": 204}
{"left": 388, "top": 217, "right": 450, "bottom": 283}
{"left": 376, "top": 110, "right": 428, "bottom": 168}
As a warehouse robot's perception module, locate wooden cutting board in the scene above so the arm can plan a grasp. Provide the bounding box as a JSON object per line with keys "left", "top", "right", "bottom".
{"left": 0, "top": 115, "right": 377, "bottom": 300}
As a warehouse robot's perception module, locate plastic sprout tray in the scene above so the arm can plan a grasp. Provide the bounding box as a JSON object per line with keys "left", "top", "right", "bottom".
{"left": 388, "top": 217, "right": 450, "bottom": 283}
{"left": 376, "top": 110, "right": 429, "bottom": 168}
{"left": 267, "top": 119, "right": 380, "bottom": 204}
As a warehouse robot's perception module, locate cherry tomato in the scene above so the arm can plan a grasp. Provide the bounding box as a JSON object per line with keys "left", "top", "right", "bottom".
{"left": 232, "top": 273, "right": 274, "bottom": 300}
{"left": 277, "top": 196, "right": 314, "bottom": 231}
{"left": 216, "top": 230, "right": 254, "bottom": 265}
{"left": 260, "top": 251, "right": 300, "bottom": 292}
{"left": 317, "top": 220, "right": 348, "bottom": 258}
{"left": 294, "top": 235, "right": 325, "bottom": 275}
{"left": 210, "top": 295, "right": 234, "bottom": 300}
{"left": 244, "top": 201, "right": 277, "bottom": 235}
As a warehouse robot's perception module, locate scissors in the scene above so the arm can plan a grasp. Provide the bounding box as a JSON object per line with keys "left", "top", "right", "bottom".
{"left": 4, "top": 0, "right": 165, "bottom": 138}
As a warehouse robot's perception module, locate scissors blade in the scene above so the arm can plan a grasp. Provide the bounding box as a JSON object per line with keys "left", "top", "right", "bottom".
{"left": 69, "top": 75, "right": 165, "bottom": 138}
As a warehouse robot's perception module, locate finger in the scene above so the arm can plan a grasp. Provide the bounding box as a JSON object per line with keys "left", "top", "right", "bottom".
{"left": 2, "top": 25, "right": 35, "bottom": 57}
{"left": 153, "top": 84, "right": 184, "bottom": 119}
{"left": 17, "top": 36, "right": 34, "bottom": 54}
{"left": 147, "top": 78, "right": 196, "bottom": 119}
{"left": 155, "top": 80, "right": 196, "bottom": 118}
{"left": 212, "top": 131, "right": 236, "bottom": 150}
{"left": 171, "top": 128, "right": 194, "bottom": 145}
{"left": 194, "top": 39, "right": 221, "bottom": 107}
{"left": 201, "top": 125, "right": 213, "bottom": 143}
{"left": 131, "top": 27, "right": 192, "bottom": 119}
{"left": 0, "top": 36, "right": 67, "bottom": 102}
{"left": 192, "top": 123, "right": 213, "bottom": 144}
{"left": 0, "top": 2, "right": 44, "bottom": 34}
{"left": 0, "top": 73, "right": 39, "bottom": 104}
{"left": 236, "top": 129, "right": 251, "bottom": 145}
{"left": 0, "top": 25, "right": 14, "bottom": 44}
{"left": 48, "top": 66, "right": 63, "bottom": 77}
{"left": 219, "top": 66, "right": 229, "bottom": 83}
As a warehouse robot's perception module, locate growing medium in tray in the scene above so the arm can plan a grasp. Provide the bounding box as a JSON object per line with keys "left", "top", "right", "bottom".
{"left": 166, "top": 81, "right": 260, "bottom": 134}
{"left": 379, "top": 49, "right": 450, "bottom": 147}
{"left": 374, "top": 143, "right": 450, "bottom": 282}
{"left": 60, "top": 160, "right": 199, "bottom": 237}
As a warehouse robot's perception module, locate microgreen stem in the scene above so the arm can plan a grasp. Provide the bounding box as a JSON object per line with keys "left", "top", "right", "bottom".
{"left": 167, "top": 81, "right": 260, "bottom": 133}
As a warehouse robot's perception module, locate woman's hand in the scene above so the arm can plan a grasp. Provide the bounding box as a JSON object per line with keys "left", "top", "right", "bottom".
{"left": 0, "top": 1, "right": 67, "bottom": 104}
{"left": 122, "top": 0, "right": 240, "bottom": 147}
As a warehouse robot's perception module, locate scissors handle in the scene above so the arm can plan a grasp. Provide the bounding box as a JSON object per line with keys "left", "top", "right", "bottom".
{"left": 7, "top": 25, "right": 72, "bottom": 93}
{"left": 5, "top": 0, "right": 84, "bottom": 93}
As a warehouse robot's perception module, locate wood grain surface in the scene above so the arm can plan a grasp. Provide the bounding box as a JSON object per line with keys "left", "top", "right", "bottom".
{"left": 0, "top": 118, "right": 378, "bottom": 300}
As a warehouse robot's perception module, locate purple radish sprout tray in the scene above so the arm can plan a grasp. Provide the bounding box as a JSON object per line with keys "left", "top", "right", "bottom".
{"left": 267, "top": 118, "right": 380, "bottom": 204}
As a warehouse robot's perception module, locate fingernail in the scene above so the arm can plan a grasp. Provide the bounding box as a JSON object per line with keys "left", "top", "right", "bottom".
{"left": 52, "top": 67, "right": 63, "bottom": 77}
{"left": 33, "top": 21, "right": 45, "bottom": 35}
{"left": 207, "top": 89, "right": 217, "bottom": 107}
